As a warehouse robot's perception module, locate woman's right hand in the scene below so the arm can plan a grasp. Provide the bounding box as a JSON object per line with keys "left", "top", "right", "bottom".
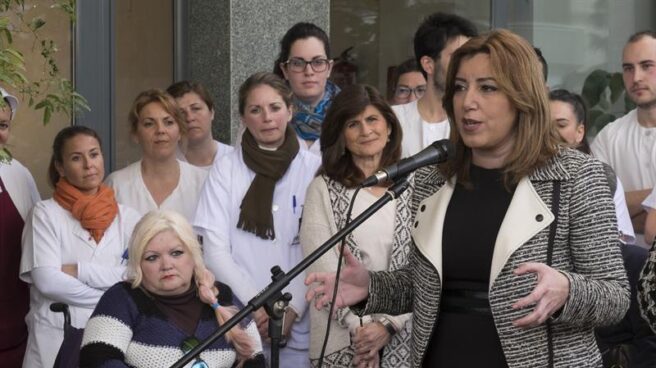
{"left": 352, "top": 321, "right": 390, "bottom": 366}
{"left": 304, "top": 247, "right": 370, "bottom": 310}
{"left": 254, "top": 308, "right": 270, "bottom": 341}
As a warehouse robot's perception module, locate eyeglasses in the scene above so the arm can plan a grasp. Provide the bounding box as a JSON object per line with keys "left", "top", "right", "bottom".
{"left": 395, "top": 85, "right": 427, "bottom": 99}
{"left": 180, "top": 336, "right": 210, "bottom": 368}
{"left": 284, "top": 57, "right": 331, "bottom": 73}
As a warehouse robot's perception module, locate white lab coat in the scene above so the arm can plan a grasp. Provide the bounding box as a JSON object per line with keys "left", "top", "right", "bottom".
{"left": 193, "top": 147, "right": 320, "bottom": 353}
{"left": 105, "top": 159, "right": 207, "bottom": 221}
{"left": 176, "top": 139, "right": 234, "bottom": 171}
{"left": 19, "top": 199, "right": 140, "bottom": 368}
{"left": 0, "top": 159, "right": 40, "bottom": 220}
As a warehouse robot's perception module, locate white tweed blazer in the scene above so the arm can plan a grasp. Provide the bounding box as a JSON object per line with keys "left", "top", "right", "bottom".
{"left": 361, "top": 148, "right": 630, "bottom": 368}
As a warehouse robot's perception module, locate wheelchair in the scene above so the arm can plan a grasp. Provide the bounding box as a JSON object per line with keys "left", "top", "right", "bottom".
{"left": 50, "top": 303, "right": 84, "bottom": 368}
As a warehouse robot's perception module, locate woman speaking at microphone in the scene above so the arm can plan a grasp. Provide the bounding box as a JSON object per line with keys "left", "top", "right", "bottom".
{"left": 306, "top": 30, "right": 629, "bottom": 367}
{"left": 300, "top": 84, "right": 414, "bottom": 368}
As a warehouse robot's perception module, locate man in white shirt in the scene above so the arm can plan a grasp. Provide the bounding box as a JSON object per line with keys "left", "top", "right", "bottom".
{"left": 392, "top": 12, "right": 477, "bottom": 157}
{"left": 591, "top": 31, "right": 656, "bottom": 245}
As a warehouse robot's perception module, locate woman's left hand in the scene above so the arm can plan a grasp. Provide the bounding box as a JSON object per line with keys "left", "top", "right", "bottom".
{"left": 61, "top": 264, "right": 78, "bottom": 278}
{"left": 512, "top": 262, "right": 570, "bottom": 328}
{"left": 352, "top": 321, "right": 391, "bottom": 363}
{"left": 353, "top": 350, "right": 380, "bottom": 368}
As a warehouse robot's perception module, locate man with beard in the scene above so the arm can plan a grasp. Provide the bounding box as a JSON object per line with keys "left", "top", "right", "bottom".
{"left": 392, "top": 12, "right": 477, "bottom": 157}
{"left": 592, "top": 31, "right": 656, "bottom": 247}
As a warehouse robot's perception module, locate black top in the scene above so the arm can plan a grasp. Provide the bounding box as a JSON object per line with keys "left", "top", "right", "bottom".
{"left": 152, "top": 283, "right": 205, "bottom": 336}
{"left": 423, "top": 165, "right": 514, "bottom": 367}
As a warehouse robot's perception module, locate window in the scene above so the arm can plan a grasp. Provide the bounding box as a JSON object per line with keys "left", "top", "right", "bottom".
{"left": 330, "top": 1, "right": 489, "bottom": 96}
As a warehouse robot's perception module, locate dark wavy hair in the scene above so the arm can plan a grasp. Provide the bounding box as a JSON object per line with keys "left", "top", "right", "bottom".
{"left": 414, "top": 12, "right": 478, "bottom": 79}
{"left": 273, "top": 22, "right": 331, "bottom": 78}
{"left": 319, "top": 84, "right": 402, "bottom": 188}
{"left": 533, "top": 47, "right": 548, "bottom": 82}
{"left": 48, "top": 125, "right": 102, "bottom": 188}
{"left": 549, "top": 89, "right": 590, "bottom": 154}
{"left": 389, "top": 58, "right": 423, "bottom": 99}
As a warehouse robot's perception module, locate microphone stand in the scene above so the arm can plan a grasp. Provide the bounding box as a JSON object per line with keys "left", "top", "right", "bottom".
{"left": 170, "top": 176, "right": 411, "bottom": 368}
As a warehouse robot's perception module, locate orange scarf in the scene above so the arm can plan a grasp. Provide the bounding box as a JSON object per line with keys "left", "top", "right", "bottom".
{"left": 54, "top": 178, "right": 119, "bottom": 244}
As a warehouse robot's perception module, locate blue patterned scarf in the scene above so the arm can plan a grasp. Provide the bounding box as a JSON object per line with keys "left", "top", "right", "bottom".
{"left": 290, "top": 80, "right": 340, "bottom": 142}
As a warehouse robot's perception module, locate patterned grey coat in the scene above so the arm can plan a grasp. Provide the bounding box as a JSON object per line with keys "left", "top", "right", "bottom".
{"left": 301, "top": 175, "right": 414, "bottom": 367}
{"left": 361, "top": 148, "right": 630, "bottom": 367}
{"left": 638, "top": 237, "right": 656, "bottom": 333}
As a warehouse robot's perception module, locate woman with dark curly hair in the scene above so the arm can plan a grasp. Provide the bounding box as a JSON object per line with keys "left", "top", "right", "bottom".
{"left": 301, "top": 84, "right": 413, "bottom": 368}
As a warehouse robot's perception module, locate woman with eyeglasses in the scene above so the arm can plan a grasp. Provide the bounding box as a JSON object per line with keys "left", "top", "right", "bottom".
{"left": 20, "top": 126, "right": 141, "bottom": 368}
{"left": 167, "top": 81, "right": 233, "bottom": 170}
{"left": 390, "top": 58, "right": 427, "bottom": 106}
{"left": 274, "top": 22, "right": 340, "bottom": 155}
{"left": 79, "top": 210, "right": 265, "bottom": 368}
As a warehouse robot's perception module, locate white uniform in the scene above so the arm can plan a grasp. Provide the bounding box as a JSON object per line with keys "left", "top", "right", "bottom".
{"left": 591, "top": 109, "right": 656, "bottom": 191}
{"left": 193, "top": 148, "right": 320, "bottom": 367}
{"left": 105, "top": 160, "right": 207, "bottom": 221}
{"left": 176, "top": 139, "right": 234, "bottom": 171}
{"left": 300, "top": 137, "right": 321, "bottom": 156}
{"left": 0, "top": 159, "right": 40, "bottom": 220}
{"left": 19, "top": 199, "right": 140, "bottom": 368}
{"left": 614, "top": 177, "right": 636, "bottom": 244}
{"left": 392, "top": 100, "right": 450, "bottom": 158}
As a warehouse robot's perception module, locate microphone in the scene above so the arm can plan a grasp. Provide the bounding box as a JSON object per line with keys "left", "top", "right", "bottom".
{"left": 360, "top": 139, "right": 455, "bottom": 187}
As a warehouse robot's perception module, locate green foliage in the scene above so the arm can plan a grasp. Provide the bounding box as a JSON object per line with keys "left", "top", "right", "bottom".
{"left": 581, "top": 69, "right": 634, "bottom": 136}
{"left": 0, "top": 0, "right": 89, "bottom": 124}
{"left": 0, "top": 147, "right": 12, "bottom": 164}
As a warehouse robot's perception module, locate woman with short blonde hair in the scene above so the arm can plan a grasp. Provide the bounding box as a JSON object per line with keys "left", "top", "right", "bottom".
{"left": 106, "top": 89, "right": 207, "bottom": 221}
{"left": 80, "top": 210, "right": 265, "bottom": 368}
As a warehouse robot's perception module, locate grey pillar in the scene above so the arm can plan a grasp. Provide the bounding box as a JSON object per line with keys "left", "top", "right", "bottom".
{"left": 75, "top": 0, "right": 114, "bottom": 173}
{"left": 184, "top": 0, "right": 330, "bottom": 144}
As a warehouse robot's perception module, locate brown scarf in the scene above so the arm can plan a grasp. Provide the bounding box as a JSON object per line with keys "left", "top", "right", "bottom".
{"left": 54, "top": 178, "right": 119, "bottom": 244}
{"left": 238, "top": 125, "right": 299, "bottom": 239}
